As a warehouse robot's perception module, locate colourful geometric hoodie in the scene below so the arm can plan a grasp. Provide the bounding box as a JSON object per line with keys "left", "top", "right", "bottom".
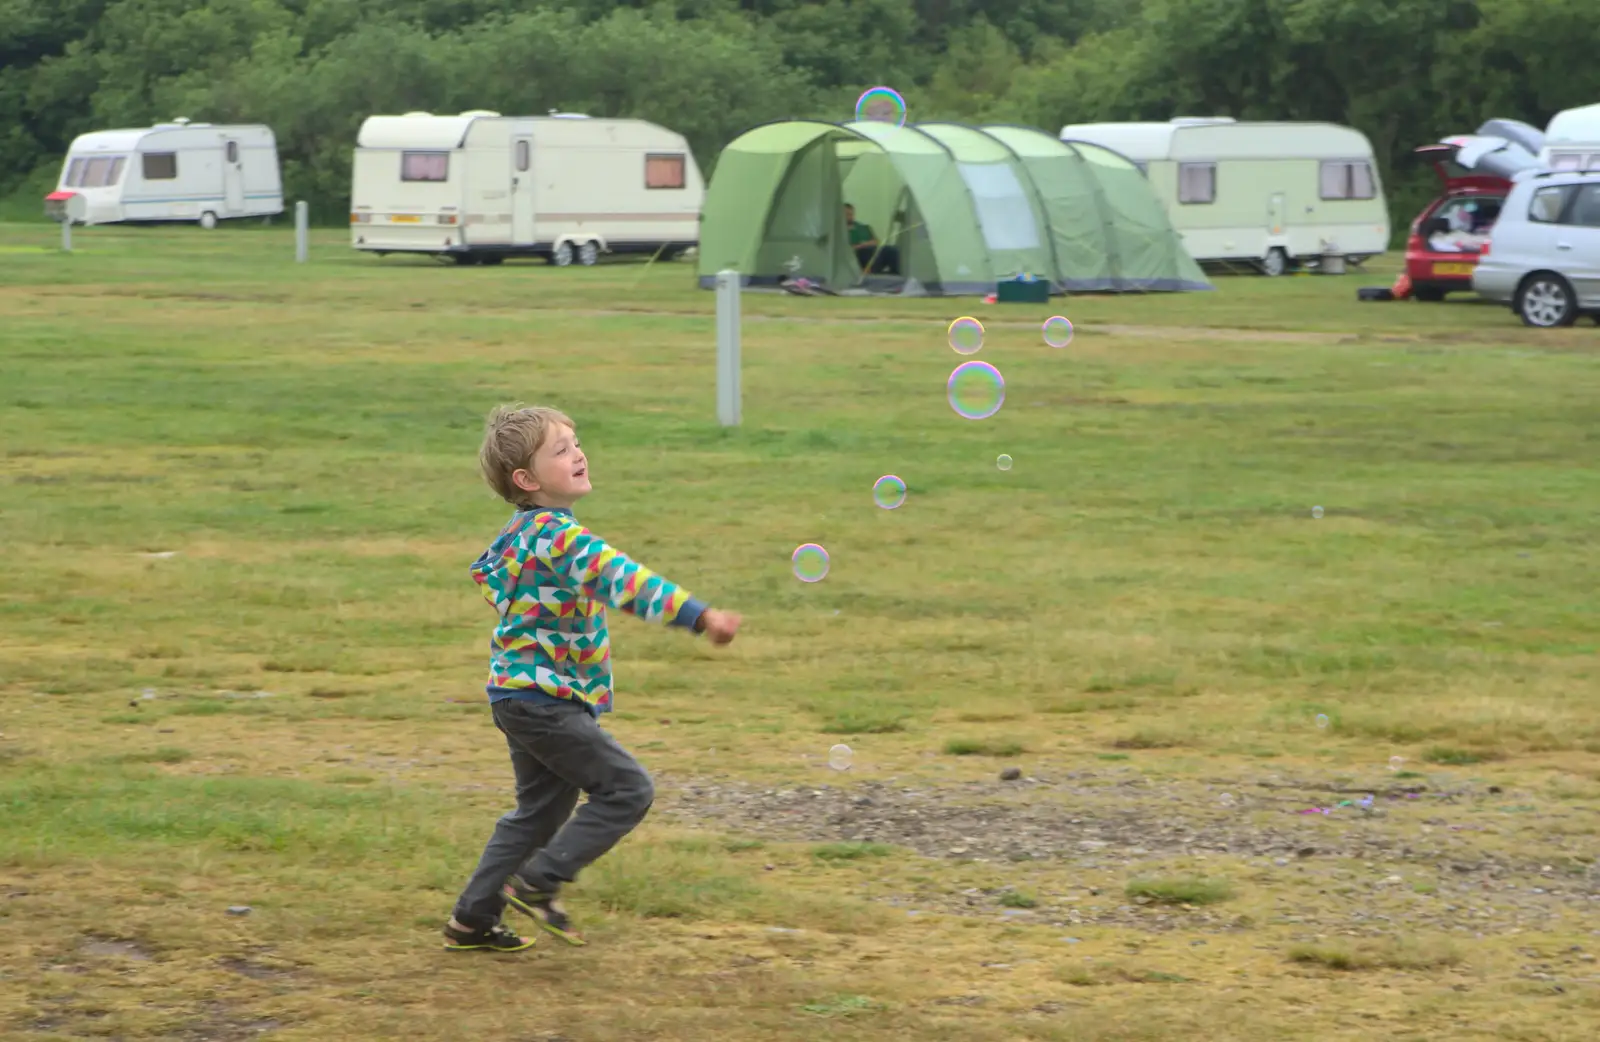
{"left": 470, "top": 507, "right": 707, "bottom": 715}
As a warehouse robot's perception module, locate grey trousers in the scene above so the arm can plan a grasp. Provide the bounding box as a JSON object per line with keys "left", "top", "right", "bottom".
{"left": 452, "top": 697, "right": 655, "bottom": 929}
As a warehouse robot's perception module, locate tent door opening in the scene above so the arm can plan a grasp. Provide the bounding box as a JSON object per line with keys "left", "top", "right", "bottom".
{"left": 222, "top": 138, "right": 245, "bottom": 214}
{"left": 511, "top": 136, "right": 536, "bottom": 244}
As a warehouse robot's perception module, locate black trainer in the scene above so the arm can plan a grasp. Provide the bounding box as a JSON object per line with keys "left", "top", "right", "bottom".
{"left": 502, "top": 876, "right": 587, "bottom": 946}
{"left": 442, "top": 920, "right": 535, "bottom": 953}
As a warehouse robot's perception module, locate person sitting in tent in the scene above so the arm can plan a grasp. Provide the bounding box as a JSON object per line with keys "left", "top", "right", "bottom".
{"left": 846, "top": 204, "right": 899, "bottom": 274}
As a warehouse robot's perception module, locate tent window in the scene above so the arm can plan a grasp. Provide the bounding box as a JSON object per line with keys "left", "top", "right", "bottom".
{"left": 1320, "top": 160, "right": 1376, "bottom": 200}
{"left": 646, "top": 153, "right": 686, "bottom": 189}
{"left": 401, "top": 151, "right": 449, "bottom": 182}
{"left": 1177, "top": 162, "right": 1215, "bottom": 204}
{"left": 143, "top": 152, "right": 178, "bottom": 180}
{"left": 957, "top": 162, "right": 1039, "bottom": 251}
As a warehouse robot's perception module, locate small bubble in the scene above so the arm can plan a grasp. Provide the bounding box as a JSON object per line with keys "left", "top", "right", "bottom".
{"left": 947, "top": 316, "right": 985, "bottom": 355}
{"left": 828, "top": 743, "right": 853, "bottom": 771}
{"left": 854, "top": 86, "right": 907, "bottom": 127}
{"left": 791, "top": 543, "right": 829, "bottom": 583}
{"left": 1219, "top": 793, "right": 1236, "bottom": 807}
{"left": 1315, "top": 713, "right": 1330, "bottom": 730}
{"left": 1389, "top": 755, "right": 1405, "bottom": 772}
{"left": 1042, "top": 315, "right": 1075, "bottom": 348}
{"left": 996, "top": 453, "right": 1013, "bottom": 471}
{"left": 947, "top": 360, "right": 1005, "bottom": 420}
{"left": 1311, "top": 506, "right": 1324, "bottom": 519}
{"left": 872, "top": 474, "right": 907, "bottom": 510}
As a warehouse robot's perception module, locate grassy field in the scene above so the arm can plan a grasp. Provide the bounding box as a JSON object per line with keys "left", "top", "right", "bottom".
{"left": 1, "top": 222, "right": 1597, "bottom": 1042}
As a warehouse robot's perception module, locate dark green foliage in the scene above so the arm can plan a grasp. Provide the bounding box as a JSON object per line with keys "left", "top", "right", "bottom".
{"left": 1, "top": 1, "right": 1594, "bottom": 228}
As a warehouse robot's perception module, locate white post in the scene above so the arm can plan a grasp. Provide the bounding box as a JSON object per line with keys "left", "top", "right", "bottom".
{"left": 294, "top": 201, "right": 309, "bottom": 263}
{"left": 61, "top": 219, "right": 71, "bottom": 252}
{"left": 715, "top": 269, "right": 741, "bottom": 427}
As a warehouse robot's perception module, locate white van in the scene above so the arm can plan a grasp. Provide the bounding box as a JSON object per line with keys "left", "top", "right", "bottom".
{"left": 350, "top": 111, "right": 705, "bottom": 265}
{"left": 49, "top": 119, "right": 283, "bottom": 228}
{"left": 1541, "top": 104, "right": 1600, "bottom": 172}
{"left": 1059, "top": 118, "right": 1390, "bottom": 275}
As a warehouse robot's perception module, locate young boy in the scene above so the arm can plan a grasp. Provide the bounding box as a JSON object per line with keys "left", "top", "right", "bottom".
{"left": 443, "top": 404, "right": 740, "bottom": 953}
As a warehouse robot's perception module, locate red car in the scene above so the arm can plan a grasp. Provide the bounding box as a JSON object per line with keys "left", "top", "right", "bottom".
{"left": 1403, "top": 143, "right": 1511, "bottom": 301}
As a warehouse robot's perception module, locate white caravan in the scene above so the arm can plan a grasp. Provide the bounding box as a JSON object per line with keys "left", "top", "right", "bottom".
{"left": 350, "top": 111, "right": 705, "bottom": 265}
{"left": 49, "top": 119, "right": 283, "bottom": 228}
{"left": 1541, "top": 103, "right": 1600, "bottom": 171}
{"left": 1059, "top": 118, "right": 1390, "bottom": 275}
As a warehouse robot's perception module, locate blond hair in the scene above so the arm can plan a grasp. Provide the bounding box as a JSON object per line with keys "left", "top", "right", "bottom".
{"left": 479, "top": 403, "right": 575, "bottom": 507}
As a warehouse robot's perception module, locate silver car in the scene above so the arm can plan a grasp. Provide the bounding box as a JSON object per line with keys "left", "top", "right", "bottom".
{"left": 1472, "top": 169, "right": 1600, "bottom": 326}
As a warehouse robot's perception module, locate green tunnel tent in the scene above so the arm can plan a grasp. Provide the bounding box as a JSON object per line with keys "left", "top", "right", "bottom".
{"left": 696, "top": 119, "right": 1211, "bottom": 295}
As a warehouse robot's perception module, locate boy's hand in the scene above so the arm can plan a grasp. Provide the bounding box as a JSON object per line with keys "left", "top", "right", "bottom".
{"left": 697, "top": 609, "right": 741, "bottom": 645}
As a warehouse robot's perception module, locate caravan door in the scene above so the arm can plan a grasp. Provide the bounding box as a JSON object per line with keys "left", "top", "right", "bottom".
{"left": 1268, "top": 192, "right": 1286, "bottom": 238}
{"left": 222, "top": 138, "right": 245, "bottom": 214}
{"left": 510, "top": 136, "right": 535, "bottom": 244}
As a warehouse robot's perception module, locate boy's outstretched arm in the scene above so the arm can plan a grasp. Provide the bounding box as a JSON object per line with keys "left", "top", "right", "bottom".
{"left": 537, "top": 517, "right": 739, "bottom": 641}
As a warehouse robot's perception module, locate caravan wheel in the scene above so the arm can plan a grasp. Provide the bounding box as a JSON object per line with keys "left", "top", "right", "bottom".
{"left": 551, "top": 242, "right": 574, "bottom": 267}
{"left": 199, "top": 211, "right": 218, "bottom": 230}
{"left": 577, "top": 241, "right": 599, "bottom": 266}
{"left": 1259, "top": 247, "right": 1288, "bottom": 277}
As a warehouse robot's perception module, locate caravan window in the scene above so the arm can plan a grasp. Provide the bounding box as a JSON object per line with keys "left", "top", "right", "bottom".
{"left": 646, "top": 153, "right": 686, "bottom": 189}
{"left": 515, "top": 140, "right": 531, "bottom": 172}
{"left": 226, "top": 140, "right": 239, "bottom": 164}
{"left": 1178, "top": 162, "right": 1215, "bottom": 204}
{"left": 143, "top": 152, "right": 178, "bottom": 180}
{"left": 1320, "top": 160, "right": 1377, "bottom": 200}
{"left": 1551, "top": 153, "right": 1583, "bottom": 171}
{"left": 64, "top": 155, "right": 127, "bottom": 188}
{"left": 401, "top": 152, "right": 450, "bottom": 182}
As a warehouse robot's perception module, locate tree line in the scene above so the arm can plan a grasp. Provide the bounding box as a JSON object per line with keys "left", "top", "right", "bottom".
{"left": 2, "top": 0, "right": 1596, "bottom": 227}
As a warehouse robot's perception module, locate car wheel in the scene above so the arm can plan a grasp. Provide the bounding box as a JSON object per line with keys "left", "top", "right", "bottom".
{"left": 1260, "top": 247, "right": 1289, "bottom": 277}
{"left": 1516, "top": 273, "right": 1578, "bottom": 328}
{"left": 199, "top": 211, "right": 218, "bottom": 230}
{"left": 1413, "top": 286, "right": 1446, "bottom": 302}
{"left": 577, "top": 240, "right": 600, "bottom": 266}
{"left": 551, "top": 241, "right": 574, "bottom": 267}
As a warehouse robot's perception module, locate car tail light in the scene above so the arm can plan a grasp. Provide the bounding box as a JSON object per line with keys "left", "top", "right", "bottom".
{"left": 1406, "top": 234, "right": 1422, "bottom": 253}
{"left": 1480, "top": 239, "right": 1490, "bottom": 257}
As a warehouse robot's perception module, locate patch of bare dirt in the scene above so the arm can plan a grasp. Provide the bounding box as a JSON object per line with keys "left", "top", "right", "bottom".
{"left": 656, "top": 769, "right": 1600, "bottom": 938}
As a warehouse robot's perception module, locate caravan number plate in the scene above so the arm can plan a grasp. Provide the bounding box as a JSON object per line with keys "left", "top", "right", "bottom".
{"left": 389, "top": 214, "right": 421, "bottom": 223}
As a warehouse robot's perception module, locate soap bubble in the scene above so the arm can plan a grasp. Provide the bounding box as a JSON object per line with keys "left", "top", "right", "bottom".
{"left": 1311, "top": 506, "right": 1324, "bottom": 519}
{"left": 854, "top": 86, "right": 907, "bottom": 127}
{"left": 791, "top": 543, "right": 829, "bottom": 583}
{"left": 1042, "top": 315, "right": 1075, "bottom": 348}
{"left": 947, "top": 316, "right": 985, "bottom": 355}
{"left": 872, "top": 474, "right": 906, "bottom": 510}
{"left": 1388, "top": 755, "right": 1405, "bottom": 773}
{"left": 1315, "top": 713, "right": 1330, "bottom": 730}
{"left": 828, "top": 743, "right": 853, "bottom": 770}
{"left": 947, "top": 361, "right": 1005, "bottom": 420}
{"left": 996, "top": 453, "right": 1013, "bottom": 471}
{"left": 1219, "top": 793, "right": 1236, "bottom": 807}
